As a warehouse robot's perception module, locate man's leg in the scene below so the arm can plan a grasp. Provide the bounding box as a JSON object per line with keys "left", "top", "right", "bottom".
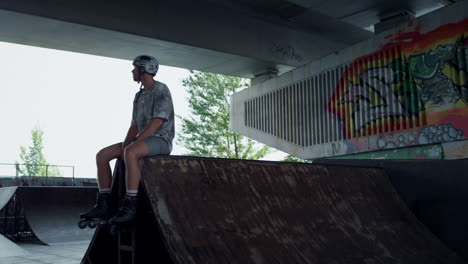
{"left": 80, "top": 143, "right": 122, "bottom": 220}
{"left": 109, "top": 141, "right": 148, "bottom": 224}
{"left": 123, "top": 141, "right": 149, "bottom": 194}
{"left": 96, "top": 143, "right": 122, "bottom": 192}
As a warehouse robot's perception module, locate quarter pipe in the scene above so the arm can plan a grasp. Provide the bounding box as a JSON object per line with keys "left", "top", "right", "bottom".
{"left": 83, "top": 156, "right": 465, "bottom": 263}
{"left": 0, "top": 186, "right": 97, "bottom": 245}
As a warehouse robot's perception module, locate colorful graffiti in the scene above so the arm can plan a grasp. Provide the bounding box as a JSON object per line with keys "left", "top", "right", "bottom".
{"left": 376, "top": 123, "right": 463, "bottom": 150}
{"left": 330, "top": 144, "right": 443, "bottom": 160}
{"left": 327, "top": 18, "right": 468, "bottom": 140}
{"left": 442, "top": 140, "right": 468, "bottom": 159}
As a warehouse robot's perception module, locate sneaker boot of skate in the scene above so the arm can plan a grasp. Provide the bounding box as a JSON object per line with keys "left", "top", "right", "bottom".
{"left": 110, "top": 196, "right": 137, "bottom": 224}
{"left": 80, "top": 193, "right": 112, "bottom": 220}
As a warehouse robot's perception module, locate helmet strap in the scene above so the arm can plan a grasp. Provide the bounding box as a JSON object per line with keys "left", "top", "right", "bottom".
{"left": 137, "top": 66, "right": 146, "bottom": 84}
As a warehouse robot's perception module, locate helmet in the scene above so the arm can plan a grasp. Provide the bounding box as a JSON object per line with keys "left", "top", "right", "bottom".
{"left": 133, "top": 55, "right": 159, "bottom": 75}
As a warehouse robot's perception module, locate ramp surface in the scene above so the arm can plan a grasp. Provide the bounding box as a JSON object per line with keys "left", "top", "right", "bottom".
{"left": 0, "top": 234, "right": 28, "bottom": 257}
{"left": 18, "top": 187, "right": 97, "bottom": 245}
{"left": 141, "top": 157, "right": 464, "bottom": 264}
{"left": 314, "top": 159, "right": 468, "bottom": 261}
{"left": 0, "top": 186, "right": 17, "bottom": 211}
{"left": 83, "top": 156, "right": 465, "bottom": 263}
{"left": 0, "top": 186, "right": 97, "bottom": 245}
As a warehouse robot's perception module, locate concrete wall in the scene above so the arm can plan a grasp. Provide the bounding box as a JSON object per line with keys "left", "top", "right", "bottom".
{"left": 231, "top": 1, "right": 468, "bottom": 159}
{"left": 0, "top": 176, "right": 97, "bottom": 187}
{"left": 328, "top": 140, "right": 468, "bottom": 160}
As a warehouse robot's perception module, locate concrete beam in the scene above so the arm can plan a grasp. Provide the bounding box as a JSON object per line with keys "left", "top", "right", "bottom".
{"left": 1, "top": 9, "right": 297, "bottom": 78}
{"left": 0, "top": 0, "right": 365, "bottom": 77}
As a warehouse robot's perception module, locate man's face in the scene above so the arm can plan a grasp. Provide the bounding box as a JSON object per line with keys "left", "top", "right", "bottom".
{"left": 132, "top": 65, "right": 139, "bottom": 82}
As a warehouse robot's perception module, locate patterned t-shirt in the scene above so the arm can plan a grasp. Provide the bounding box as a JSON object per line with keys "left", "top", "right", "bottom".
{"left": 131, "top": 81, "right": 175, "bottom": 148}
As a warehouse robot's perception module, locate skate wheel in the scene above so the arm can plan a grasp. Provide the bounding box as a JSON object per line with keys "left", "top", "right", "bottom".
{"left": 78, "top": 220, "right": 87, "bottom": 229}
{"left": 88, "top": 222, "right": 97, "bottom": 229}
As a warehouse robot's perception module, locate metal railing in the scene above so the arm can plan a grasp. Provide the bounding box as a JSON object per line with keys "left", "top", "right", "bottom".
{"left": 0, "top": 163, "right": 75, "bottom": 185}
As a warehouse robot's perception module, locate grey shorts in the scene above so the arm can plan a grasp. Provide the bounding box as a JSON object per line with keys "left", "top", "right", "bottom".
{"left": 141, "top": 136, "right": 172, "bottom": 156}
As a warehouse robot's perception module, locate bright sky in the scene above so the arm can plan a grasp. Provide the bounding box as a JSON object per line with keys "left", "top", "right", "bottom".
{"left": 0, "top": 42, "right": 284, "bottom": 178}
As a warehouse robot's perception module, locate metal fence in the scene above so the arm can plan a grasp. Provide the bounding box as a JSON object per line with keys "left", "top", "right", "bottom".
{"left": 0, "top": 163, "right": 75, "bottom": 180}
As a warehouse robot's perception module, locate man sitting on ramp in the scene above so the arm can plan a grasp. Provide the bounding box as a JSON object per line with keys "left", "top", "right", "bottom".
{"left": 80, "top": 55, "right": 174, "bottom": 224}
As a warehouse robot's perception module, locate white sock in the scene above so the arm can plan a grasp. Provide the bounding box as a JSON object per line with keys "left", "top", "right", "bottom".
{"left": 99, "top": 188, "right": 111, "bottom": 194}
{"left": 126, "top": 189, "right": 138, "bottom": 197}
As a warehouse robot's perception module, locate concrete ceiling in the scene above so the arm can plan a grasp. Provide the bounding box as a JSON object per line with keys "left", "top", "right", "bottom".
{"left": 0, "top": 0, "right": 453, "bottom": 78}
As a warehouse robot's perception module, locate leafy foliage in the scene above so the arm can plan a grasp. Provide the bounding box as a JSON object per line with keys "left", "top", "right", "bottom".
{"left": 178, "top": 71, "right": 271, "bottom": 159}
{"left": 282, "top": 155, "right": 312, "bottom": 163}
{"left": 17, "top": 127, "right": 62, "bottom": 177}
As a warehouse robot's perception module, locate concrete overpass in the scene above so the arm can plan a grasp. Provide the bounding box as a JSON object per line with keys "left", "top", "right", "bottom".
{"left": 0, "top": 0, "right": 448, "bottom": 78}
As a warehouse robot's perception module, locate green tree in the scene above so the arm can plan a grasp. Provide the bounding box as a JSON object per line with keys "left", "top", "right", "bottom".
{"left": 178, "top": 71, "right": 271, "bottom": 159}
{"left": 283, "top": 155, "right": 312, "bottom": 163}
{"left": 17, "top": 127, "right": 62, "bottom": 177}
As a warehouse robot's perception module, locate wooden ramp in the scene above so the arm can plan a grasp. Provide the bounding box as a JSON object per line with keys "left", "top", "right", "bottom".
{"left": 82, "top": 156, "right": 465, "bottom": 264}
{"left": 0, "top": 186, "right": 96, "bottom": 245}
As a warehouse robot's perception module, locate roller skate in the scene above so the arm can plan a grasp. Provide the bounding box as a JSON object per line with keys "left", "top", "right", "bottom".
{"left": 78, "top": 193, "right": 112, "bottom": 229}
{"left": 109, "top": 196, "right": 138, "bottom": 235}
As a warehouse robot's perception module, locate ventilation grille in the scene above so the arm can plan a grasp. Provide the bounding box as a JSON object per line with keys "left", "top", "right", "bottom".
{"left": 244, "top": 47, "right": 427, "bottom": 146}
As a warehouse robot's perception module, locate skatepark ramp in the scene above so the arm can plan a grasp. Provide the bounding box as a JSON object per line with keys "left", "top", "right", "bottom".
{"left": 0, "top": 186, "right": 97, "bottom": 245}
{"left": 0, "top": 186, "right": 17, "bottom": 212}
{"left": 315, "top": 159, "right": 468, "bottom": 261}
{"left": 0, "top": 234, "right": 28, "bottom": 258}
{"left": 82, "top": 156, "right": 465, "bottom": 264}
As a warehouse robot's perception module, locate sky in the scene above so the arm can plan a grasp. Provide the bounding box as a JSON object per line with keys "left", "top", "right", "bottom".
{"left": 0, "top": 41, "right": 285, "bottom": 178}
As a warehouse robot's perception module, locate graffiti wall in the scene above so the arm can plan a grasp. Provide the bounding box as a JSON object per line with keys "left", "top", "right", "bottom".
{"left": 327, "top": 18, "right": 468, "bottom": 155}
{"left": 330, "top": 144, "right": 444, "bottom": 160}
{"left": 232, "top": 2, "right": 468, "bottom": 159}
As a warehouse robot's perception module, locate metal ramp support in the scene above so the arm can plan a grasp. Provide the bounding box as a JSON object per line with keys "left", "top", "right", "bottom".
{"left": 118, "top": 229, "right": 135, "bottom": 264}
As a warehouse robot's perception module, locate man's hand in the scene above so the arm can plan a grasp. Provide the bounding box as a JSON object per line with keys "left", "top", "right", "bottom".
{"left": 134, "top": 118, "right": 164, "bottom": 142}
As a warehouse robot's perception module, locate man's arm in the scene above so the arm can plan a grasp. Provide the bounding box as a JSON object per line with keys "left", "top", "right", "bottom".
{"left": 122, "top": 125, "right": 138, "bottom": 149}
{"left": 134, "top": 118, "right": 164, "bottom": 142}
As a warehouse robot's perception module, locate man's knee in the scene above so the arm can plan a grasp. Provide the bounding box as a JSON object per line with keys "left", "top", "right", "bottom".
{"left": 123, "top": 146, "right": 136, "bottom": 161}
{"left": 96, "top": 149, "right": 108, "bottom": 165}
{"left": 124, "top": 144, "right": 145, "bottom": 162}
{"left": 96, "top": 144, "right": 120, "bottom": 165}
